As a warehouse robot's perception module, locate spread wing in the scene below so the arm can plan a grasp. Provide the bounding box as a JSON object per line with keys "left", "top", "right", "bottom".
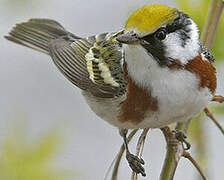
{"left": 49, "top": 33, "right": 127, "bottom": 98}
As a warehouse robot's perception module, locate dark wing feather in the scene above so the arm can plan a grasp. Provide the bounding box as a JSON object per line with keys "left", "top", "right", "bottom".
{"left": 49, "top": 33, "right": 126, "bottom": 98}
{"left": 5, "top": 19, "right": 126, "bottom": 98}
{"left": 199, "top": 43, "right": 215, "bottom": 63}
{"left": 5, "top": 18, "right": 80, "bottom": 54}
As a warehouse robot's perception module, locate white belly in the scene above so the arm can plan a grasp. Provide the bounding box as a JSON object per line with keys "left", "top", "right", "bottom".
{"left": 82, "top": 91, "right": 126, "bottom": 127}
{"left": 82, "top": 74, "right": 212, "bottom": 129}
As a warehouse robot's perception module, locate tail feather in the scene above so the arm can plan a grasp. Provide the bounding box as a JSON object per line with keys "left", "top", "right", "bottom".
{"left": 5, "top": 18, "right": 80, "bottom": 54}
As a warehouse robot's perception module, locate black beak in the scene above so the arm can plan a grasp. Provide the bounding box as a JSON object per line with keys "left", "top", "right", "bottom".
{"left": 116, "top": 31, "right": 139, "bottom": 44}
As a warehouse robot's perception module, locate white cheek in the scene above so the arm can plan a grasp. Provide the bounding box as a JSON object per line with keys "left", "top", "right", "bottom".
{"left": 163, "top": 20, "right": 200, "bottom": 64}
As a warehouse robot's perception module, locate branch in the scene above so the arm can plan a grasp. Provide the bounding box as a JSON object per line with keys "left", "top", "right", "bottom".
{"left": 212, "top": 95, "right": 224, "bottom": 103}
{"left": 111, "top": 129, "right": 138, "bottom": 180}
{"left": 159, "top": 127, "right": 186, "bottom": 180}
{"left": 183, "top": 152, "right": 206, "bottom": 180}
{"left": 131, "top": 128, "right": 149, "bottom": 180}
{"left": 200, "top": 0, "right": 224, "bottom": 48}
{"left": 209, "top": 95, "right": 224, "bottom": 134}
{"left": 204, "top": 107, "right": 224, "bottom": 135}
{"left": 160, "top": 127, "right": 207, "bottom": 180}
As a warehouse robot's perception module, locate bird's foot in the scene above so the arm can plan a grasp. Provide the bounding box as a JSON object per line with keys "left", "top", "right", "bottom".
{"left": 172, "top": 130, "right": 191, "bottom": 150}
{"left": 126, "top": 151, "right": 146, "bottom": 177}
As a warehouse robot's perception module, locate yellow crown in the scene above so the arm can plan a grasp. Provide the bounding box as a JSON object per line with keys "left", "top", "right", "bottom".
{"left": 125, "top": 4, "right": 178, "bottom": 34}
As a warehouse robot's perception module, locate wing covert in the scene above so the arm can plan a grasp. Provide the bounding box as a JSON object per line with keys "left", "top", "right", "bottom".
{"left": 48, "top": 33, "right": 127, "bottom": 98}
{"left": 199, "top": 43, "right": 215, "bottom": 63}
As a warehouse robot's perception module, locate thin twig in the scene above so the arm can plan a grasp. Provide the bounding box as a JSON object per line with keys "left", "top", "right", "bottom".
{"left": 200, "top": 0, "right": 224, "bottom": 48}
{"left": 204, "top": 107, "right": 224, "bottom": 135}
{"left": 212, "top": 95, "right": 224, "bottom": 103}
{"left": 183, "top": 151, "right": 207, "bottom": 180}
{"left": 131, "top": 128, "right": 150, "bottom": 180}
{"left": 160, "top": 127, "right": 207, "bottom": 180}
{"left": 136, "top": 129, "right": 149, "bottom": 157}
{"left": 160, "top": 127, "right": 184, "bottom": 180}
{"left": 104, "top": 155, "right": 117, "bottom": 180}
{"left": 111, "top": 129, "right": 138, "bottom": 180}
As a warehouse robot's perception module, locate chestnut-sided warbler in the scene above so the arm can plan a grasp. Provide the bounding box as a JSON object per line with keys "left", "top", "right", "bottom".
{"left": 5, "top": 4, "right": 216, "bottom": 176}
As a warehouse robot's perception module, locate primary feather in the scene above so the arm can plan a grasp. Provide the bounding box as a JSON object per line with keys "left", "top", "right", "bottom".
{"left": 5, "top": 18, "right": 127, "bottom": 98}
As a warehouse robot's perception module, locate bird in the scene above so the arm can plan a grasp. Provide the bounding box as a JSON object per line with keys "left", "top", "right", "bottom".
{"left": 5, "top": 4, "right": 217, "bottom": 177}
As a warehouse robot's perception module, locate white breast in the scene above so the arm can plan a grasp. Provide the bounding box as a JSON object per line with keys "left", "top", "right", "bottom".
{"left": 123, "top": 44, "right": 213, "bottom": 128}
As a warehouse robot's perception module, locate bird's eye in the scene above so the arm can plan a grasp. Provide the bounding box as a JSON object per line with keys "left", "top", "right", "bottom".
{"left": 155, "top": 28, "right": 167, "bottom": 40}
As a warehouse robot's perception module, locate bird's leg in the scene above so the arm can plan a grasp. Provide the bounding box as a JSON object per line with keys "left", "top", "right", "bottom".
{"left": 119, "top": 129, "right": 146, "bottom": 177}
{"left": 172, "top": 129, "right": 191, "bottom": 150}
{"left": 161, "top": 127, "right": 191, "bottom": 150}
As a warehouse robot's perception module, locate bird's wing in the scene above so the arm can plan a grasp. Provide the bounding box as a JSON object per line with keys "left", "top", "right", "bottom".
{"left": 199, "top": 43, "right": 215, "bottom": 63}
{"left": 49, "top": 32, "right": 127, "bottom": 98}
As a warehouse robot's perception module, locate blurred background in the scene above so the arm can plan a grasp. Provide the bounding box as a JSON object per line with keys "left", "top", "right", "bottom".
{"left": 0, "top": 0, "right": 224, "bottom": 179}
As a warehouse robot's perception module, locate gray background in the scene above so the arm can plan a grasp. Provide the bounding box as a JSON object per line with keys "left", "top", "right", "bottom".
{"left": 0, "top": 0, "right": 223, "bottom": 179}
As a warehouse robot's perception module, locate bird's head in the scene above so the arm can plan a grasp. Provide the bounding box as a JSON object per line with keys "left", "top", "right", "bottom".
{"left": 117, "top": 4, "right": 200, "bottom": 66}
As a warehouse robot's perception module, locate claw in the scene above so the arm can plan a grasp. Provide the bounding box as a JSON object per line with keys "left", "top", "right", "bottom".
{"left": 173, "top": 130, "right": 191, "bottom": 150}
{"left": 126, "top": 152, "right": 146, "bottom": 177}
{"left": 119, "top": 129, "right": 147, "bottom": 177}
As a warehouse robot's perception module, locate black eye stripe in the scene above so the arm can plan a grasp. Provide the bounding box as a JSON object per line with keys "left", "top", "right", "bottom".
{"left": 139, "top": 11, "right": 194, "bottom": 67}
{"left": 141, "top": 33, "right": 154, "bottom": 43}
